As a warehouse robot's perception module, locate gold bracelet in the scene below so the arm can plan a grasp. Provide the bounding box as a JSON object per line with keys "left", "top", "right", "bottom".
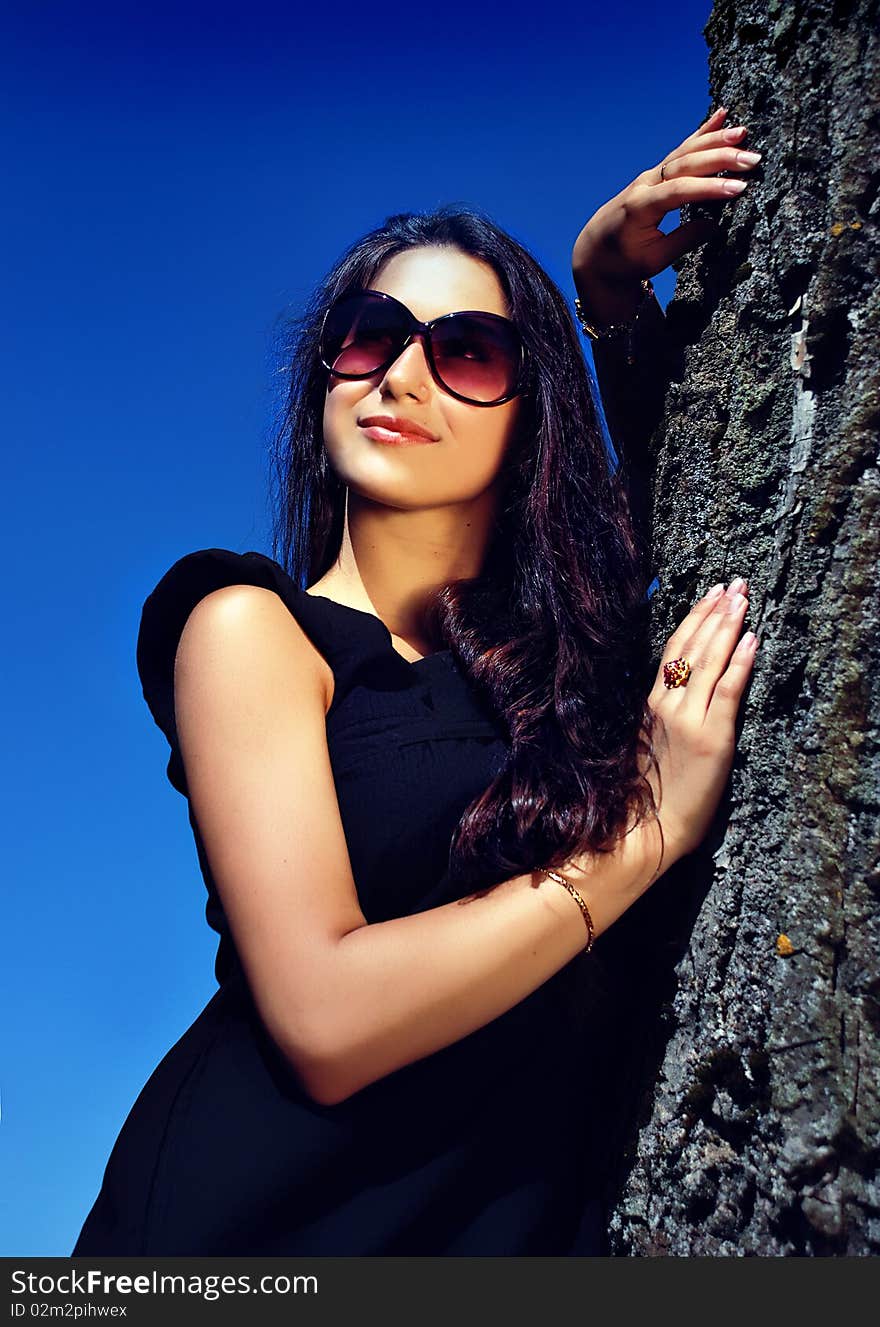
{"left": 541, "top": 868, "right": 595, "bottom": 954}
{"left": 574, "top": 277, "right": 655, "bottom": 366}
{"left": 573, "top": 278, "right": 654, "bottom": 339}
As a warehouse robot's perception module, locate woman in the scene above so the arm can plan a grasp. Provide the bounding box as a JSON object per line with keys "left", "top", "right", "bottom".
{"left": 72, "top": 108, "right": 761, "bottom": 1256}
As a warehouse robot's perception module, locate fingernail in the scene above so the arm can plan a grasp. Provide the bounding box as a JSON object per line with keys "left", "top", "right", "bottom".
{"left": 706, "top": 583, "right": 725, "bottom": 599}
{"left": 726, "top": 577, "right": 746, "bottom": 596}
{"left": 723, "top": 126, "right": 747, "bottom": 141}
{"left": 728, "top": 593, "right": 747, "bottom": 613}
{"left": 723, "top": 179, "right": 748, "bottom": 194}
{"left": 736, "top": 150, "right": 762, "bottom": 164}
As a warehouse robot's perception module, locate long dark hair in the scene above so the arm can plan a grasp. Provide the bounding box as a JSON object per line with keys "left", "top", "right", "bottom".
{"left": 269, "top": 204, "right": 661, "bottom": 890}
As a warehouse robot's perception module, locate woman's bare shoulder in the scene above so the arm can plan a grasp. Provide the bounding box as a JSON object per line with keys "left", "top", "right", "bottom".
{"left": 175, "top": 582, "right": 335, "bottom": 717}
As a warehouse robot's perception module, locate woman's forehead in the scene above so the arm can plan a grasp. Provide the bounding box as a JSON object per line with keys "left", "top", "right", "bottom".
{"left": 372, "top": 247, "right": 509, "bottom": 320}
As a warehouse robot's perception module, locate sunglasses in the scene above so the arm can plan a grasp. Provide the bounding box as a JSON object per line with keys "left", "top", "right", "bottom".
{"left": 319, "top": 288, "right": 527, "bottom": 407}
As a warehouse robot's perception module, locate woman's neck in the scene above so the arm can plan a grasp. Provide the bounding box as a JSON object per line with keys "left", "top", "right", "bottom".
{"left": 306, "top": 486, "right": 500, "bottom": 653}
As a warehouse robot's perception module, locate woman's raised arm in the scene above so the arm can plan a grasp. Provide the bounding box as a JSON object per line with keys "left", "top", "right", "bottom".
{"left": 571, "top": 107, "right": 762, "bottom": 489}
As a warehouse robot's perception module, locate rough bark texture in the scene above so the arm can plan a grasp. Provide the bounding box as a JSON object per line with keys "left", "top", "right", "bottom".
{"left": 596, "top": 0, "right": 879, "bottom": 1255}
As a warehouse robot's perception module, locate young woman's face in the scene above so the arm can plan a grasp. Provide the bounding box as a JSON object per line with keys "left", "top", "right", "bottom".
{"left": 321, "top": 246, "right": 523, "bottom": 512}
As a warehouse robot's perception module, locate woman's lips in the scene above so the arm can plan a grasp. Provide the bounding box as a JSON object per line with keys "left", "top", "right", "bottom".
{"left": 359, "top": 424, "right": 439, "bottom": 446}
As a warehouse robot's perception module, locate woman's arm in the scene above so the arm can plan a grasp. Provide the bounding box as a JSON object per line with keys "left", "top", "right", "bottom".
{"left": 573, "top": 263, "right": 669, "bottom": 474}
{"left": 174, "top": 578, "right": 754, "bottom": 1107}
{"left": 322, "top": 824, "right": 658, "bottom": 1105}
{"left": 173, "top": 585, "right": 667, "bottom": 1107}
{"left": 570, "top": 107, "right": 762, "bottom": 526}
{"left": 574, "top": 264, "right": 670, "bottom": 554}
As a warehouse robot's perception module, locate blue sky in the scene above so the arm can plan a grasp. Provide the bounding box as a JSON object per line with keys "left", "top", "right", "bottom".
{"left": 2, "top": 0, "right": 713, "bottom": 1255}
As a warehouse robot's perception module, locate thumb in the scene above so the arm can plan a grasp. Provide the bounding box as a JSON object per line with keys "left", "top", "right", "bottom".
{"left": 652, "top": 218, "right": 719, "bottom": 269}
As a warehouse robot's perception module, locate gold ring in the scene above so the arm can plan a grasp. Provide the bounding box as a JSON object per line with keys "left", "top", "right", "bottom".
{"left": 663, "top": 657, "right": 692, "bottom": 688}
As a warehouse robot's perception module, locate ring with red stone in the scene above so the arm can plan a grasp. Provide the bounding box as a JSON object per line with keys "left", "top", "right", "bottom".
{"left": 663, "top": 657, "right": 692, "bottom": 689}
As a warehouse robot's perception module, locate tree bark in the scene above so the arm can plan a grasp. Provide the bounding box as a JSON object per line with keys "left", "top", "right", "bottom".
{"left": 591, "top": 0, "right": 879, "bottom": 1255}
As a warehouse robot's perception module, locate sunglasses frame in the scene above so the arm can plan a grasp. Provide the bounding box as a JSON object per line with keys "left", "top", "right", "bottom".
{"left": 318, "top": 288, "right": 528, "bottom": 407}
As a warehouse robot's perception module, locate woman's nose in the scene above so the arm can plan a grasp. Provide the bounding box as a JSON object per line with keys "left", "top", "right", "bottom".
{"left": 379, "top": 334, "right": 432, "bottom": 396}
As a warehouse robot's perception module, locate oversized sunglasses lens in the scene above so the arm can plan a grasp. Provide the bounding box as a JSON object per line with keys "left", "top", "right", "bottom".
{"left": 320, "top": 294, "right": 521, "bottom": 404}
{"left": 431, "top": 314, "right": 520, "bottom": 404}
{"left": 321, "top": 296, "right": 401, "bottom": 378}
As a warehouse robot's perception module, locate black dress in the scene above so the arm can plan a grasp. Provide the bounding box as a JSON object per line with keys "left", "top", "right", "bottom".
{"left": 72, "top": 547, "right": 604, "bottom": 1256}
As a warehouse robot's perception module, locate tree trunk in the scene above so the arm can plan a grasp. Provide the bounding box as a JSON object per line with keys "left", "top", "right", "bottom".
{"left": 596, "top": 0, "right": 879, "bottom": 1255}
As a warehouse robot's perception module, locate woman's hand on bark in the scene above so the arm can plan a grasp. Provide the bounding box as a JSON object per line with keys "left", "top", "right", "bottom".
{"left": 572, "top": 107, "right": 762, "bottom": 324}
{"left": 639, "top": 577, "right": 759, "bottom": 875}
